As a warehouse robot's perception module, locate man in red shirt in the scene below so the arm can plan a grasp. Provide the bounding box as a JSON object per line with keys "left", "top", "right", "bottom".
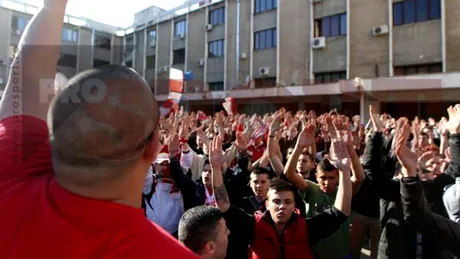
{"left": 0, "top": 0, "right": 199, "bottom": 258}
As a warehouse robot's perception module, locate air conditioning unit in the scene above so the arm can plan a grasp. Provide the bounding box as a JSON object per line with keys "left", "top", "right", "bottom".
{"left": 312, "top": 37, "right": 326, "bottom": 49}
{"left": 372, "top": 25, "right": 389, "bottom": 36}
{"left": 197, "top": 58, "right": 205, "bottom": 66}
{"left": 240, "top": 52, "right": 247, "bottom": 60}
{"left": 259, "top": 67, "right": 270, "bottom": 76}
{"left": 312, "top": 0, "right": 323, "bottom": 3}
{"left": 179, "top": 33, "right": 186, "bottom": 39}
{"left": 149, "top": 40, "right": 156, "bottom": 48}
{"left": 206, "top": 24, "right": 213, "bottom": 31}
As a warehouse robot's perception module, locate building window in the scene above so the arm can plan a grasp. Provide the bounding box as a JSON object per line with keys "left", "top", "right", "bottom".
{"left": 209, "top": 7, "right": 225, "bottom": 25}
{"left": 93, "top": 59, "right": 110, "bottom": 68}
{"left": 209, "top": 82, "right": 224, "bottom": 91}
{"left": 254, "top": 28, "right": 277, "bottom": 50}
{"left": 255, "top": 0, "right": 277, "bottom": 14}
{"left": 146, "top": 55, "right": 156, "bottom": 69}
{"left": 174, "top": 20, "right": 187, "bottom": 37}
{"left": 315, "top": 13, "right": 347, "bottom": 38}
{"left": 125, "top": 60, "right": 133, "bottom": 68}
{"left": 148, "top": 29, "right": 156, "bottom": 46}
{"left": 393, "top": 63, "right": 442, "bottom": 75}
{"left": 254, "top": 77, "right": 276, "bottom": 88}
{"left": 208, "top": 39, "right": 225, "bottom": 57}
{"left": 94, "top": 35, "right": 111, "bottom": 49}
{"left": 315, "top": 71, "right": 346, "bottom": 84}
{"left": 58, "top": 54, "right": 77, "bottom": 68}
{"left": 11, "top": 16, "right": 29, "bottom": 34}
{"left": 393, "top": 0, "right": 440, "bottom": 26}
{"left": 125, "top": 36, "right": 134, "bottom": 53}
{"left": 173, "top": 49, "right": 186, "bottom": 64}
{"left": 62, "top": 28, "right": 78, "bottom": 42}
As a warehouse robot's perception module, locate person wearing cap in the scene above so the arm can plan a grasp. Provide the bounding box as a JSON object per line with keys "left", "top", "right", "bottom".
{"left": 143, "top": 145, "right": 185, "bottom": 238}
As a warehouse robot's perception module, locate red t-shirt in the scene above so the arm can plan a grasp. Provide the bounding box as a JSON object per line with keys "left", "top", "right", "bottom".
{"left": 0, "top": 115, "right": 199, "bottom": 259}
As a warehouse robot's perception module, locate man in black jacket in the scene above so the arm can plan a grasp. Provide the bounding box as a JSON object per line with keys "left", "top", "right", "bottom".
{"left": 393, "top": 107, "right": 460, "bottom": 258}
{"left": 366, "top": 107, "right": 457, "bottom": 259}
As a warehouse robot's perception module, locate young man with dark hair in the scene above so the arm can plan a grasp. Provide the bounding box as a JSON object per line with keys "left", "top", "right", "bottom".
{"left": 209, "top": 135, "right": 352, "bottom": 259}
{"left": 178, "top": 206, "right": 230, "bottom": 259}
{"left": 240, "top": 168, "right": 271, "bottom": 215}
{"left": 284, "top": 120, "right": 365, "bottom": 259}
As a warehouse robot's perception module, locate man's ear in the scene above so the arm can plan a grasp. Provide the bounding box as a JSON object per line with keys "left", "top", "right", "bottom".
{"left": 145, "top": 132, "right": 160, "bottom": 162}
{"left": 265, "top": 199, "right": 269, "bottom": 209}
{"left": 203, "top": 241, "right": 216, "bottom": 255}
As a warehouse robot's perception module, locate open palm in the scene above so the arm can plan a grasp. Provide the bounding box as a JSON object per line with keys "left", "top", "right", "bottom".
{"left": 296, "top": 122, "right": 316, "bottom": 148}
{"left": 329, "top": 138, "right": 351, "bottom": 172}
{"left": 210, "top": 136, "right": 224, "bottom": 168}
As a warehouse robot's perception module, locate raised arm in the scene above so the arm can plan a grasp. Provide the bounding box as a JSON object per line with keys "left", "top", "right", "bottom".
{"left": 306, "top": 136, "right": 351, "bottom": 245}
{"left": 283, "top": 122, "right": 316, "bottom": 191}
{"left": 365, "top": 105, "right": 401, "bottom": 201}
{"left": 395, "top": 114, "right": 460, "bottom": 257}
{"left": 0, "top": 0, "right": 69, "bottom": 121}
{"left": 210, "top": 136, "right": 231, "bottom": 213}
{"left": 268, "top": 114, "right": 285, "bottom": 176}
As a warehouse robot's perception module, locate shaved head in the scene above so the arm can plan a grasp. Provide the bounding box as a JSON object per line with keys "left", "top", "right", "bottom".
{"left": 48, "top": 65, "right": 159, "bottom": 185}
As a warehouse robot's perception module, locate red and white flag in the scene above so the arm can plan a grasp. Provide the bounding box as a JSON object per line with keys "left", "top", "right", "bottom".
{"left": 160, "top": 68, "right": 184, "bottom": 117}
{"left": 222, "top": 97, "right": 236, "bottom": 116}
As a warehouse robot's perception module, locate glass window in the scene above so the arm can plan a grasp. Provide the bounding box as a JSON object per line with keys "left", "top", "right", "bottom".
{"left": 62, "top": 28, "right": 78, "bottom": 42}
{"left": 173, "top": 49, "right": 185, "bottom": 64}
{"left": 175, "top": 20, "right": 187, "bottom": 36}
{"left": 429, "top": 0, "right": 441, "bottom": 19}
{"left": 260, "top": 0, "right": 266, "bottom": 12}
{"left": 266, "top": 29, "right": 273, "bottom": 48}
{"left": 323, "top": 74, "right": 331, "bottom": 83}
{"left": 340, "top": 14, "right": 347, "bottom": 35}
{"left": 314, "top": 20, "right": 321, "bottom": 37}
{"left": 331, "top": 15, "right": 340, "bottom": 37}
{"left": 209, "top": 82, "right": 224, "bottom": 91}
{"left": 393, "top": 3, "right": 403, "bottom": 26}
{"left": 429, "top": 64, "right": 442, "bottom": 73}
{"left": 210, "top": 7, "right": 225, "bottom": 25}
{"left": 273, "top": 28, "right": 277, "bottom": 47}
{"left": 209, "top": 40, "right": 224, "bottom": 57}
{"left": 322, "top": 16, "right": 331, "bottom": 37}
{"left": 148, "top": 30, "right": 156, "bottom": 44}
{"left": 416, "top": 0, "right": 428, "bottom": 22}
{"left": 403, "top": 0, "right": 416, "bottom": 24}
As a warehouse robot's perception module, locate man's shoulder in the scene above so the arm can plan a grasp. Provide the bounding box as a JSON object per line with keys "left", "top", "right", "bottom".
{"left": 109, "top": 220, "right": 198, "bottom": 258}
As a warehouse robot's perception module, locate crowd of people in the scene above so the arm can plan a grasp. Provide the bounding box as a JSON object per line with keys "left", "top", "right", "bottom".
{"left": 0, "top": 1, "right": 459, "bottom": 259}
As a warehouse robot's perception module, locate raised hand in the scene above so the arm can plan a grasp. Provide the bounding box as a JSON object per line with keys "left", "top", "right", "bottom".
{"left": 168, "top": 134, "right": 181, "bottom": 157}
{"left": 369, "top": 105, "right": 384, "bottom": 132}
{"left": 393, "top": 118, "right": 418, "bottom": 177}
{"left": 446, "top": 104, "right": 460, "bottom": 134}
{"left": 325, "top": 115, "right": 338, "bottom": 139}
{"left": 329, "top": 138, "right": 351, "bottom": 173}
{"left": 233, "top": 132, "right": 249, "bottom": 151}
{"left": 269, "top": 114, "right": 284, "bottom": 135}
{"left": 209, "top": 136, "right": 224, "bottom": 169}
{"left": 296, "top": 122, "right": 316, "bottom": 148}
{"left": 438, "top": 117, "right": 449, "bottom": 136}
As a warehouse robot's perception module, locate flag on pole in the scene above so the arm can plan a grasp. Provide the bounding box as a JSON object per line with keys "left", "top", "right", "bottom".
{"left": 222, "top": 97, "right": 236, "bottom": 116}
{"left": 160, "top": 68, "right": 184, "bottom": 117}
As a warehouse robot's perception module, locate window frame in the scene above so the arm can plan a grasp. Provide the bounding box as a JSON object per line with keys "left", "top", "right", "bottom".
{"left": 62, "top": 28, "right": 79, "bottom": 42}
{"left": 393, "top": 0, "right": 441, "bottom": 26}
{"left": 209, "top": 7, "right": 225, "bottom": 25}
{"left": 254, "top": 28, "right": 277, "bottom": 50}
{"left": 314, "top": 71, "right": 346, "bottom": 84}
{"left": 173, "top": 48, "right": 186, "bottom": 64}
{"left": 254, "top": 0, "right": 277, "bottom": 14}
{"left": 208, "top": 39, "right": 225, "bottom": 57}
{"left": 315, "top": 13, "right": 347, "bottom": 38}
{"left": 174, "top": 20, "right": 187, "bottom": 37}
{"left": 208, "top": 82, "right": 225, "bottom": 91}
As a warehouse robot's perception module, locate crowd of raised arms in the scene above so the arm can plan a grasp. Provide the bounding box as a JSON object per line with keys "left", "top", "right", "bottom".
{"left": 0, "top": 1, "right": 459, "bottom": 259}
